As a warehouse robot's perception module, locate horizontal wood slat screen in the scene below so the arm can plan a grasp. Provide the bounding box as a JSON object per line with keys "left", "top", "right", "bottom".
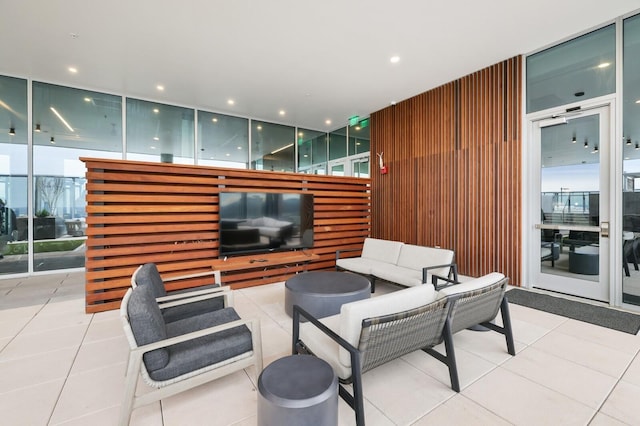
{"left": 370, "top": 56, "right": 521, "bottom": 284}
{"left": 81, "top": 158, "right": 370, "bottom": 313}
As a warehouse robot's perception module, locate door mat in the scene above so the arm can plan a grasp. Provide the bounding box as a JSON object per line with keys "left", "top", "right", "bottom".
{"left": 506, "top": 288, "right": 640, "bottom": 335}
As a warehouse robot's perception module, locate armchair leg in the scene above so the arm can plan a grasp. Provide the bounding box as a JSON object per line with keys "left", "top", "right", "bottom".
{"left": 118, "top": 354, "right": 141, "bottom": 426}
{"left": 350, "top": 356, "right": 366, "bottom": 426}
{"left": 480, "top": 297, "right": 516, "bottom": 356}
{"left": 499, "top": 297, "right": 516, "bottom": 356}
{"left": 423, "top": 318, "right": 460, "bottom": 392}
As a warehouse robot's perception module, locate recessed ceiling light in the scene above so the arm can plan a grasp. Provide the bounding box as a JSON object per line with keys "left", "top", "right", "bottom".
{"left": 303, "top": 154, "right": 308, "bottom": 158}
{"left": 636, "top": 99, "right": 640, "bottom": 104}
{"left": 257, "top": 125, "right": 262, "bottom": 130}
{"left": 325, "top": 119, "right": 332, "bottom": 125}
{"left": 68, "top": 67, "right": 78, "bottom": 73}
{"left": 212, "top": 118, "right": 218, "bottom": 122}
{"left": 153, "top": 136, "right": 159, "bottom": 141}
{"left": 227, "top": 99, "right": 235, "bottom": 105}
{"left": 298, "top": 132, "right": 303, "bottom": 137}
{"left": 597, "top": 62, "right": 610, "bottom": 68}
{"left": 279, "top": 110, "right": 285, "bottom": 116}
{"left": 150, "top": 146, "right": 156, "bottom": 150}
{"left": 625, "top": 157, "right": 630, "bottom": 160}
{"left": 355, "top": 126, "right": 361, "bottom": 131}
{"left": 237, "top": 146, "right": 242, "bottom": 150}
{"left": 153, "top": 108, "right": 159, "bottom": 113}
{"left": 226, "top": 153, "right": 231, "bottom": 157}
{"left": 390, "top": 56, "right": 400, "bottom": 64}
{"left": 84, "top": 97, "right": 91, "bottom": 102}
{"left": 156, "top": 85, "right": 164, "bottom": 91}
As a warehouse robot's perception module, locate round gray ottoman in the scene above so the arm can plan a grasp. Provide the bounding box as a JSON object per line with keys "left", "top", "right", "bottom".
{"left": 257, "top": 354, "right": 338, "bottom": 426}
{"left": 284, "top": 271, "right": 371, "bottom": 319}
{"left": 569, "top": 245, "right": 599, "bottom": 275}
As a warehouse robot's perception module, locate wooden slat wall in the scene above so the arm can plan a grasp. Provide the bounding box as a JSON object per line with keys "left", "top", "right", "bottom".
{"left": 81, "top": 158, "right": 370, "bottom": 313}
{"left": 370, "top": 56, "right": 521, "bottom": 283}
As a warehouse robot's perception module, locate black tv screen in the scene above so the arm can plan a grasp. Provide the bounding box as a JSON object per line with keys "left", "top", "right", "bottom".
{"left": 219, "top": 192, "right": 314, "bottom": 256}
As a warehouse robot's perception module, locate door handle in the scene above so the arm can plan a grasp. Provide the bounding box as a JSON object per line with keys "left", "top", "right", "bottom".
{"left": 601, "top": 221, "right": 609, "bottom": 238}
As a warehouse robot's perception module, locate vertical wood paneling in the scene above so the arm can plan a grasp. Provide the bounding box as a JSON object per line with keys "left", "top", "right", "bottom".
{"left": 81, "top": 158, "right": 370, "bottom": 313}
{"left": 371, "top": 56, "right": 522, "bottom": 284}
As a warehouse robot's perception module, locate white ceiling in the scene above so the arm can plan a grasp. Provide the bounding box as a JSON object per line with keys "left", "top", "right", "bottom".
{"left": 1, "top": 1, "right": 639, "bottom": 131}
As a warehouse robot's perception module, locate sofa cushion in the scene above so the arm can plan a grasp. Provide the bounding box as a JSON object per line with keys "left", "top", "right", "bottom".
{"left": 370, "top": 264, "right": 422, "bottom": 287}
{"left": 361, "top": 238, "right": 403, "bottom": 264}
{"left": 298, "top": 315, "right": 351, "bottom": 379}
{"left": 338, "top": 284, "right": 438, "bottom": 367}
{"left": 127, "top": 284, "right": 169, "bottom": 372}
{"left": 336, "top": 257, "right": 379, "bottom": 276}
{"left": 396, "top": 244, "right": 454, "bottom": 278}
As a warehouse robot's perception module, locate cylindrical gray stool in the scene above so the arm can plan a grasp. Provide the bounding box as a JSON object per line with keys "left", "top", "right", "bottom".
{"left": 258, "top": 355, "right": 338, "bottom": 426}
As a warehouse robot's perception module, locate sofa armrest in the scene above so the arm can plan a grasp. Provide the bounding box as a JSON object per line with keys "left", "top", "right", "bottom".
{"left": 292, "top": 304, "right": 359, "bottom": 362}
{"left": 423, "top": 263, "right": 458, "bottom": 287}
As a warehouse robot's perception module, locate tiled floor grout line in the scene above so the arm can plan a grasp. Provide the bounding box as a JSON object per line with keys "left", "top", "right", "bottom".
{"left": 45, "top": 303, "right": 94, "bottom": 426}
{"left": 587, "top": 348, "right": 640, "bottom": 426}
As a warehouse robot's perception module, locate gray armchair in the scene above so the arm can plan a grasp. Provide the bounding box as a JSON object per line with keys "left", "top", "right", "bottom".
{"left": 132, "top": 263, "right": 226, "bottom": 323}
{"left": 119, "top": 283, "right": 262, "bottom": 425}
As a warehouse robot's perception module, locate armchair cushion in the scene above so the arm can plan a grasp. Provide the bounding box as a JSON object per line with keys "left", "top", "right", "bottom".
{"left": 135, "top": 263, "right": 168, "bottom": 298}
{"left": 151, "top": 307, "right": 253, "bottom": 382}
{"left": 437, "top": 272, "right": 506, "bottom": 297}
{"left": 127, "top": 284, "right": 169, "bottom": 371}
{"left": 335, "top": 257, "right": 380, "bottom": 276}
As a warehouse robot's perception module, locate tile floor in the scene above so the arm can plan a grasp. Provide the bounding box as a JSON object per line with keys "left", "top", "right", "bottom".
{"left": 1, "top": 272, "right": 640, "bottom": 425}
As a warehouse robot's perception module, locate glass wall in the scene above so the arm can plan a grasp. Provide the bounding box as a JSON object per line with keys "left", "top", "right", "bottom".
{"left": 297, "top": 128, "right": 327, "bottom": 174}
{"left": 126, "top": 98, "right": 194, "bottom": 164}
{"left": 251, "top": 120, "right": 295, "bottom": 172}
{"left": 32, "top": 82, "right": 123, "bottom": 271}
{"left": 348, "top": 122, "right": 370, "bottom": 155}
{"left": 623, "top": 14, "right": 640, "bottom": 306}
{"left": 0, "top": 76, "right": 28, "bottom": 274}
{"left": 0, "top": 76, "right": 370, "bottom": 276}
{"left": 329, "top": 126, "right": 347, "bottom": 160}
{"left": 198, "top": 111, "right": 248, "bottom": 168}
{"left": 527, "top": 24, "right": 616, "bottom": 113}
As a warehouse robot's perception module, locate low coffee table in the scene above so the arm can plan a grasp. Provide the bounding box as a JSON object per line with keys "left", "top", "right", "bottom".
{"left": 284, "top": 271, "right": 370, "bottom": 319}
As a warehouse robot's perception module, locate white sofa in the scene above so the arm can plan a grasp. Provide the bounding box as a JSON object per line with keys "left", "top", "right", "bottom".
{"left": 336, "top": 237, "right": 456, "bottom": 291}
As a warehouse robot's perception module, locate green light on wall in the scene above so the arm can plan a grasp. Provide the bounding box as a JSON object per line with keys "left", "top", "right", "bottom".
{"left": 359, "top": 118, "right": 369, "bottom": 128}
{"left": 348, "top": 115, "right": 360, "bottom": 126}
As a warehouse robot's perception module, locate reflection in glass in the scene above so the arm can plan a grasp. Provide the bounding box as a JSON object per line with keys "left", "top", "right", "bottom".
{"left": 623, "top": 14, "right": 640, "bottom": 306}
{"left": 353, "top": 160, "right": 370, "bottom": 178}
{"left": 198, "top": 111, "right": 248, "bottom": 168}
{"left": 251, "top": 121, "right": 295, "bottom": 172}
{"left": 0, "top": 76, "right": 28, "bottom": 274}
{"left": 32, "top": 82, "right": 123, "bottom": 271}
{"left": 329, "top": 127, "right": 347, "bottom": 160}
{"left": 297, "top": 128, "right": 326, "bottom": 173}
{"left": 126, "top": 98, "right": 194, "bottom": 164}
{"left": 539, "top": 115, "right": 600, "bottom": 282}
{"left": 348, "top": 123, "right": 370, "bottom": 155}
{"left": 527, "top": 24, "right": 615, "bottom": 113}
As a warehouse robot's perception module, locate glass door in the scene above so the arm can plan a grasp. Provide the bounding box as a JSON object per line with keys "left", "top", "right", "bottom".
{"left": 531, "top": 106, "right": 611, "bottom": 301}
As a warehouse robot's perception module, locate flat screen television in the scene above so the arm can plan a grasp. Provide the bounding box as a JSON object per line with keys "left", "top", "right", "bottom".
{"left": 219, "top": 191, "right": 314, "bottom": 256}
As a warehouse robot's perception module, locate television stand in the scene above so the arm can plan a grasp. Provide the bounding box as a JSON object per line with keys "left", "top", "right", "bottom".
{"left": 212, "top": 251, "right": 320, "bottom": 289}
